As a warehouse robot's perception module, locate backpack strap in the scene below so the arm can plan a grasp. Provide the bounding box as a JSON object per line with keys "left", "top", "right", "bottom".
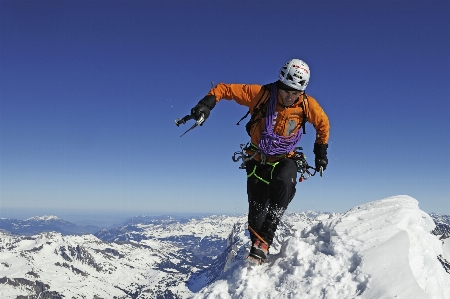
{"left": 236, "top": 83, "right": 273, "bottom": 137}
{"left": 236, "top": 83, "right": 272, "bottom": 125}
{"left": 236, "top": 110, "right": 251, "bottom": 126}
{"left": 300, "top": 93, "right": 309, "bottom": 134}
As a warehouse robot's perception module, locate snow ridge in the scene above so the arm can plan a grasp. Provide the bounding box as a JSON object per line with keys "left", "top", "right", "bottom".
{"left": 193, "top": 196, "right": 450, "bottom": 299}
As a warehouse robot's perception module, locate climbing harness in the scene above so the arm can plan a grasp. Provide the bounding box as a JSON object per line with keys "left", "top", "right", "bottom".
{"left": 233, "top": 144, "right": 322, "bottom": 182}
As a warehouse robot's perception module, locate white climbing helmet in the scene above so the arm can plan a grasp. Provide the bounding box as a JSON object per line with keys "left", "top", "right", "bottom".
{"left": 278, "top": 59, "right": 310, "bottom": 91}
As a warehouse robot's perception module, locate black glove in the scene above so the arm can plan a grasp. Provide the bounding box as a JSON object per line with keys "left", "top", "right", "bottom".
{"left": 313, "top": 143, "right": 328, "bottom": 171}
{"left": 191, "top": 95, "right": 216, "bottom": 124}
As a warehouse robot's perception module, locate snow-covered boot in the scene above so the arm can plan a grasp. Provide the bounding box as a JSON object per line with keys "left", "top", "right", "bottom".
{"left": 248, "top": 238, "right": 269, "bottom": 264}
{"left": 248, "top": 225, "right": 270, "bottom": 264}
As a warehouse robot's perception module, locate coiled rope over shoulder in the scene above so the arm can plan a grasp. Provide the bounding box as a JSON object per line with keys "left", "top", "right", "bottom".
{"left": 257, "top": 84, "right": 302, "bottom": 156}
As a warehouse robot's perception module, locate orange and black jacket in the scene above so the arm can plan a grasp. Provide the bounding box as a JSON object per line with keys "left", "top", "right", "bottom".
{"left": 207, "top": 83, "right": 330, "bottom": 162}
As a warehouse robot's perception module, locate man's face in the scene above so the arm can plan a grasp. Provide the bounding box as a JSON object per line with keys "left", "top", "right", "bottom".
{"left": 279, "top": 89, "right": 301, "bottom": 107}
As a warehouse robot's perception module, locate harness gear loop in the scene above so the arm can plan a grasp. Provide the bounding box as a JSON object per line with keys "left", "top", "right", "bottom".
{"left": 232, "top": 143, "right": 259, "bottom": 169}
{"left": 291, "top": 147, "right": 322, "bottom": 182}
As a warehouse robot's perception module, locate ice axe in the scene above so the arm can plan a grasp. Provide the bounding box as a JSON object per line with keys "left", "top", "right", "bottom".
{"left": 175, "top": 82, "right": 215, "bottom": 137}
{"left": 175, "top": 113, "right": 205, "bottom": 137}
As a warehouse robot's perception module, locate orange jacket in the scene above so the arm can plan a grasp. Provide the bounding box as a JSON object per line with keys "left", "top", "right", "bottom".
{"left": 207, "top": 83, "right": 330, "bottom": 161}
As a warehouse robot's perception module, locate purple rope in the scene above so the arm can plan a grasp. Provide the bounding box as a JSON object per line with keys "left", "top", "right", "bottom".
{"left": 258, "top": 84, "right": 302, "bottom": 156}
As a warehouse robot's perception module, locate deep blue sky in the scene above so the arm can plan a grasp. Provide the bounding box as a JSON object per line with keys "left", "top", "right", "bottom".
{"left": 1, "top": 0, "right": 449, "bottom": 220}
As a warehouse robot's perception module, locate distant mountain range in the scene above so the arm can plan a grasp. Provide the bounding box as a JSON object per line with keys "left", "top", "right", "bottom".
{"left": 0, "top": 209, "right": 449, "bottom": 298}
{"left": 0, "top": 213, "right": 251, "bottom": 298}
{"left": 0, "top": 215, "right": 102, "bottom": 235}
{"left": 1, "top": 211, "right": 448, "bottom": 239}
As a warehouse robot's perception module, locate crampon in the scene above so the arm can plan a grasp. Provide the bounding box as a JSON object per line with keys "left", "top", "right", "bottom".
{"left": 247, "top": 226, "right": 270, "bottom": 265}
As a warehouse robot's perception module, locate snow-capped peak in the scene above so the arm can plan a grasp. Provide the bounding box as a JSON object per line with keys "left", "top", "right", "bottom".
{"left": 25, "top": 215, "right": 60, "bottom": 221}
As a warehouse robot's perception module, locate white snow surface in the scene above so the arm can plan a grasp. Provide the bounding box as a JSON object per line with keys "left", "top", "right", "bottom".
{"left": 194, "top": 195, "right": 449, "bottom": 299}
{"left": 1, "top": 195, "right": 449, "bottom": 298}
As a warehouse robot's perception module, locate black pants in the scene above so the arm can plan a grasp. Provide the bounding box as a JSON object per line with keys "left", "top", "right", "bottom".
{"left": 246, "top": 158, "right": 297, "bottom": 245}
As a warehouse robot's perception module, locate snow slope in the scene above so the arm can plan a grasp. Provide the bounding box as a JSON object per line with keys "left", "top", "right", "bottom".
{"left": 193, "top": 195, "right": 449, "bottom": 299}
{"left": 0, "top": 195, "right": 448, "bottom": 298}
{"left": 0, "top": 231, "right": 198, "bottom": 298}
